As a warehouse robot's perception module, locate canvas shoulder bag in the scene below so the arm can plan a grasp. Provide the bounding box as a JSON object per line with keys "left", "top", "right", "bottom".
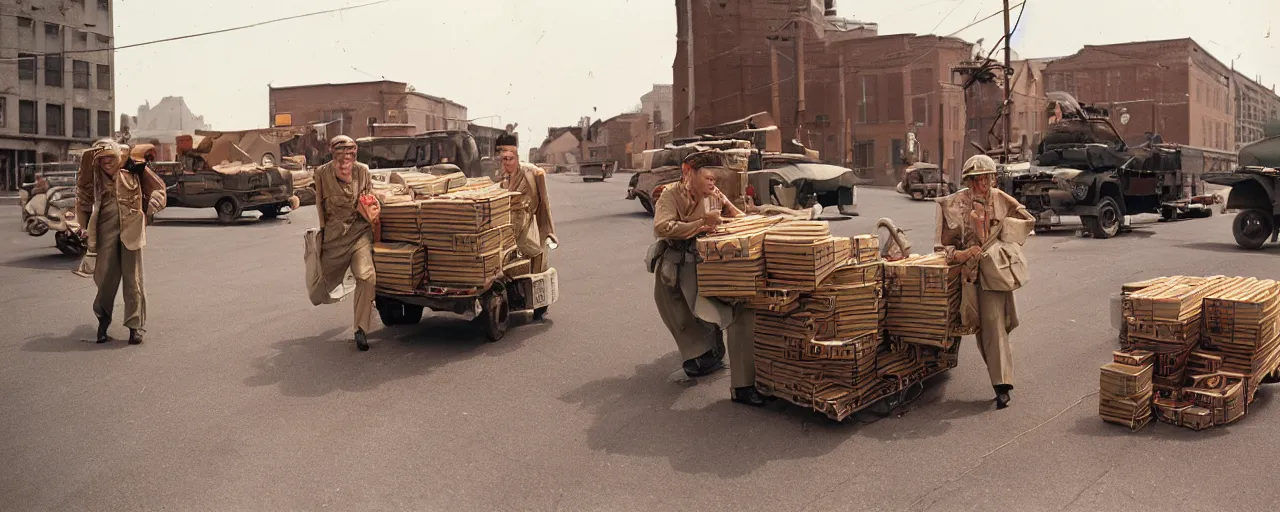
{"left": 978, "top": 219, "right": 1031, "bottom": 292}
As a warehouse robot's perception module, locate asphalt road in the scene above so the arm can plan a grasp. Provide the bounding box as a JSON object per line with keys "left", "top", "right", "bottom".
{"left": 2, "top": 174, "right": 1278, "bottom": 511}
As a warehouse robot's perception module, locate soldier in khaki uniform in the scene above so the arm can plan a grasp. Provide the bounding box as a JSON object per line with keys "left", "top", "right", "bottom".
{"left": 496, "top": 132, "right": 557, "bottom": 273}
{"left": 934, "top": 155, "right": 1035, "bottom": 409}
{"left": 75, "top": 140, "right": 167, "bottom": 345}
{"left": 650, "top": 151, "right": 766, "bottom": 407}
{"left": 314, "top": 135, "right": 378, "bottom": 351}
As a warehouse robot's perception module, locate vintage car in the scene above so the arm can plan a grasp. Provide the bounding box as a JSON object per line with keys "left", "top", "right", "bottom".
{"left": 578, "top": 161, "right": 616, "bottom": 182}
{"left": 1001, "top": 92, "right": 1214, "bottom": 238}
{"left": 896, "top": 162, "right": 956, "bottom": 200}
{"left": 1205, "top": 136, "right": 1280, "bottom": 250}
{"left": 160, "top": 138, "right": 295, "bottom": 224}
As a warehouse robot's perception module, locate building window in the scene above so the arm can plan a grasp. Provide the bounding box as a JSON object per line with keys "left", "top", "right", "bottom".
{"left": 98, "top": 0, "right": 109, "bottom": 11}
{"left": 74, "top": 31, "right": 88, "bottom": 48}
{"left": 19, "top": 100, "right": 38, "bottom": 134}
{"left": 18, "top": 54, "right": 37, "bottom": 81}
{"left": 45, "top": 54, "right": 64, "bottom": 87}
{"left": 97, "top": 110, "right": 111, "bottom": 137}
{"left": 952, "top": 106, "right": 960, "bottom": 131}
{"left": 96, "top": 34, "right": 111, "bottom": 46}
{"left": 73, "top": 108, "right": 91, "bottom": 138}
{"left": 46, "top": 104, "right": 65, "bottom": 136}
{"left": 44, "top": 22, "right": 61, "bottom": 39}
{"left": 97, "top": 64, "right": 111, "bottom": 90}
{"left": 0, "top": 98, "right": 6, "bottom": 129}
{"left": 853, "top": 141, "right": 874, "bottom": 168}
{"left": 911, "top": 98, "right": 928, "bottom": 126}
{"left": 73, "top": 61, "right": 90, "bottom": 89}
{"left": 17, "top": 17, "right": 33, "bottom": 28}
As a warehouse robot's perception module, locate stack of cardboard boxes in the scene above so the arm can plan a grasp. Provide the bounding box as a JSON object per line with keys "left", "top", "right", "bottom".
{"left": 1105, "top": 276, "right": 1280, "bottom": 431}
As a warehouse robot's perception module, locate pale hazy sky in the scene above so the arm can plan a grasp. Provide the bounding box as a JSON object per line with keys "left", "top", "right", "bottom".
{"left": 112, "top": 0, "right": 1277, "bottom": 146}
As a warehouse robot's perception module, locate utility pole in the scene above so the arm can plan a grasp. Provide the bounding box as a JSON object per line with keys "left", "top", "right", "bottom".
{"left": 770, "top": 38, "right": 782, "bottom": 126}
{"left": 839, "top": 53, "right": 848, "bottom": 166}
{"left": 794, "top": 17, "right": 806, "bottom": 142}
{"left": 1001, "top": 0, "right": 1013, "bottom": 164}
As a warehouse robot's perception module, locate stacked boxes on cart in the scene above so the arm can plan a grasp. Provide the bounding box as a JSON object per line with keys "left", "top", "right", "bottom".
{"left": 695, "top": 217, "right": 964, "bottom": 422}
{"left": 1102, "top": 276, "right": 1280, "bottom": 431}
{"left": 371, "top": 171, "right": 519, "bottom": 293}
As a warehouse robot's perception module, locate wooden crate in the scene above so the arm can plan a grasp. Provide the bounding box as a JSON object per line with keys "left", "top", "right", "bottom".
{"left": 883, "top": 254, "right": 970, "bottom": 347}
{"left": 418, "top": 192, "right": 514, "bottom": 234}
{"left": 427, "top": 247, "right": 503, "bottom": 287}
{"left": 851, "top": 234, "right": 881, "bottom": 264}
{"left": 423, "top": 226, "right": 504, "bottom": 254}
{"left": 805, "top": 282, "right": 882, "bottom": 341}
{"left": 821, "top": 261, "right": 883, "bottom": 287}
{"left": 380, "top": 201, "right": 424, "bottom": 243}
{"left": 1201, "top": 278, "right": 1280, "bottom": 381}
{"left": 697, "top": 229, "right": 767, "bottom": 262}
{"left": 372, "top": 242, "right": 426, "bottom": 294}
{"left": 391, "top": 171, "right": 452, "bottom": 197}
{"left": 697, "top": 259, "right": 766, "bottom": 298}
{"left": 765, "top": 235, "right": 840, "bottom": 290}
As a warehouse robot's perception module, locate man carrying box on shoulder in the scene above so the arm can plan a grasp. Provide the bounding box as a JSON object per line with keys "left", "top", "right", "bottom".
{"left": 648, "top": 150, "right": 766, "bottom": 407}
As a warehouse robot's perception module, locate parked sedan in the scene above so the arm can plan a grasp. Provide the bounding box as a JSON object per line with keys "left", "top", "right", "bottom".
{"left": 747, "top": 162, "right": 859, "bottom": 216}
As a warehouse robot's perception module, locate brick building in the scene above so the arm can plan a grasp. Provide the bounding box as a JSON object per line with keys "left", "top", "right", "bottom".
{"left": 0, "top": 0, "right": 116, "bottom": 190}
{"left": 1043, "top": 39, "right": 1234, "bottom": 151}
{"left": 673, "top": 0, "right": 974, "bottom": 183}
{"left": 268, "top": 80, "right": 467, "bottom": 139}
{"left": 1232, "top": 71, "right": 1280, "bottom": 149}
{"left": 584, "top": 112, "right": 650, "bottom": 166}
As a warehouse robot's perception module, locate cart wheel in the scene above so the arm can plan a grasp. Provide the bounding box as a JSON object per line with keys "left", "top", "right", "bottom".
{"left": 533, "top": 306, "right": 549, "bottom": 321}
{"left": 376, "top": 297, "right": 405, "bottom": 326}
{"left": 481, "top": 292, "right": 509, "bottom": 342}
{"left": 1262, "top": 369, "right": 1280, "bottom": 384}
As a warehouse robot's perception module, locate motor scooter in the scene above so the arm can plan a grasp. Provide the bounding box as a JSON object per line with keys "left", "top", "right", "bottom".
{"left": 20, "top": 176, "right": 88, "bottom": 257}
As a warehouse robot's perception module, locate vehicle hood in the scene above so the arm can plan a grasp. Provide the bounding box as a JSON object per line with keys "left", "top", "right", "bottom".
{"left": 1239, "top": 136, "right": 1280, "bottom": 168}
{"left": 750, "top": 163, "right": 855, "bottom": 187}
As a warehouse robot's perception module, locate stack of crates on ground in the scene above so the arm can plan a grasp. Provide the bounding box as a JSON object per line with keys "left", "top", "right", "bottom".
{"left": 1200, "top": 277, "right": 1280, "bottom": 401}
{"left": 1123, "top": 276, "right": 1228, "bottom": 398}
{"left": 1106, "top": 275, "right": 1278, "bottom": 431}
{"left": 1098, "top": 350, "right": 1154, "bottom": 430}
{"left": 373, "top": 172, "right": 519, "bottom": 293}
{"left": 1118, "top": 277, "right": 1181, "bottom": 349}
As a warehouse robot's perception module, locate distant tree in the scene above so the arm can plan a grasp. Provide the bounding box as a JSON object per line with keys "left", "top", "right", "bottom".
{"left": 1265, "top": 118, "right": 1280, "bottom": 138}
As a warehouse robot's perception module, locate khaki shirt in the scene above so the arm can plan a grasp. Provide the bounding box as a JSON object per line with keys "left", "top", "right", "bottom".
{"left": 653, "top": 182, "right": 736, "bottom": 241}
{"left": 314, "top": 161, "right": 372, "bottom": 236}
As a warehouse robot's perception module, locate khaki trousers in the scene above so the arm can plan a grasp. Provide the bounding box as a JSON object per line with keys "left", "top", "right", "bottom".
{"left": 349, "top": 246, "right": 376, "bottom": 332}
{"left": 976, "top": 286, "right": 1018, "bottom": 388}
{"left": 93, "top": 199, "right": 146, "bottom": 330}
{"left": 653, "top": 261, "right": 757, "bottom": 388}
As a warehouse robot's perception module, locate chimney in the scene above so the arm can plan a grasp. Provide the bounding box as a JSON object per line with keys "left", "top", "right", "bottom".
{"left": 824, "top": 0, "right": 836, "bottom": 16}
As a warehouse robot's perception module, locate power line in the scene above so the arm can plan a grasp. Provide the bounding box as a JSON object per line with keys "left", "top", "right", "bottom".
{"left": 945, "top": 1, "right": 1025, "bottom": 38}
{"left": 0, "top": 0, "right": 395, "bottom": 62}
{"left": 930, "top": 0, "right": 972, "bottom": 36}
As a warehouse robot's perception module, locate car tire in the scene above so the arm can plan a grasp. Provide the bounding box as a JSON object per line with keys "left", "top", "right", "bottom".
{"left": 376, "top": 297, "right": 406, "bottom": 326}
{"left": 533, "top": 306, "right": 549, "bottom": 321}
{"left": 639, "top": 196, "right": 655, "bottom": 215}
{"left": 1083, "top": 196, "right": 1122, "bottom": 239}
{"left": 838, "top": 205, "right": 859, "bottom": 216}
{"left": 260, "top": 204, "right": 282, "bottom": 220}
{"left": 1233, "top": 209, "right": 1274, "bottom": 250}
{"left": 215, "top": 197, "right": 242, "bottom": 224}
{"left": 481, "top": 292, "right": 509, "bottom": 342}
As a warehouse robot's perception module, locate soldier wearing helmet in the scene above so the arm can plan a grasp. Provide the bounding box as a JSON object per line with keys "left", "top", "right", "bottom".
{"left": 934, "top": 154, "right": 1036, "bottom": 409}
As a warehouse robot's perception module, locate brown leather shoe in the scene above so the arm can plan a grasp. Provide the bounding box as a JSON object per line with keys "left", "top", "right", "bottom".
{"left": 128, "top": 329, "right": 143, "bottom": 345}
{"left": 96, "top": 320, "right": 111, "bottom": 344}
{"left": 732, "top": 386, "right": 768, "bottom": 407}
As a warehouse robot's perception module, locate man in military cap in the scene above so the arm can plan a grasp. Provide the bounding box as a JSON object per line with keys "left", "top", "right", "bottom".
{"left": 649, "top": 149, "right": 767, "bottom": 407}
{"left": 496, "top": 131, "right": 557, "bottom": 273}
{"left": 314, "top": 135, "right": 378, "bottom": 351}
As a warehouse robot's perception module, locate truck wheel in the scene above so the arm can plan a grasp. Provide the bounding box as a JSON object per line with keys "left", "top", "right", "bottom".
{"left": 1159, "top": 206, "right": 1178, "bottom": 222}
{"left": 533, "top": 306, "right": 549, "bottom": 321}
{"left": 1233, "top": 209, "right": 1274, "bottom": 250}
{"left": 1083, "top": 197, "right": 1122, "bottom": 239}
{"left": 215, "top": 198, "right": 242, "bottom": 224}
{"left": 481, "top": 292, "right": 509, "bottom": 342}
{"left": 639, "top": 196, "right": 655, "bottom": 215}
{"left": 260, "top": 204, "right": 282, "bottom": 220}
{"left": 376, "top": 297, "right": 406, "bottom": 326}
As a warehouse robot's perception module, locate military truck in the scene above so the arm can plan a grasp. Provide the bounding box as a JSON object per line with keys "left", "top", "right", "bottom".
{"left": 349, "top": 131, "right": 493, "bottom": 181}
{"left": 1000, "top": 92, "right": 1219, "bottom": 238}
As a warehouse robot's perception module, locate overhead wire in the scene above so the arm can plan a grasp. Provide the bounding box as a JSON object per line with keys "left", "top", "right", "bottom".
{"left": 0, "top": 0, "right": 395, "bottom": 62}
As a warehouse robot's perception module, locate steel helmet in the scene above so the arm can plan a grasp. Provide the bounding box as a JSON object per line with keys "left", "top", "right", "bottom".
{"left": 962, "top": 154, "right": 998, "bottom": 179}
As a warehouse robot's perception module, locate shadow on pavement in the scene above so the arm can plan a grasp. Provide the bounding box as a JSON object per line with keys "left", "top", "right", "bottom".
{"left": 22, "top": 324, "right": 129, "bottom": 352}
{"left": 559, "top": 353, "right": 908, "bottom": 477}
{"left": 151, "top": 217, "right": 273, "bottom": 228}
{"left": 242, "top": 312, "right": 550, "bottom": 398}
{"left": 1, "top": 252, "right": 80, "bottom": 271}
{"left": 1179, "top": 242, "right": 1280, "bottom": 254}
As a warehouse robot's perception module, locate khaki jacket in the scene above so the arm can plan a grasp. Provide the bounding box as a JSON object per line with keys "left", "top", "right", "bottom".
{"left": 502, "top": 163, "right": 555, "bottom": 256}
{"left": 75, "top": 152, "right": 166, "bottom": 252}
